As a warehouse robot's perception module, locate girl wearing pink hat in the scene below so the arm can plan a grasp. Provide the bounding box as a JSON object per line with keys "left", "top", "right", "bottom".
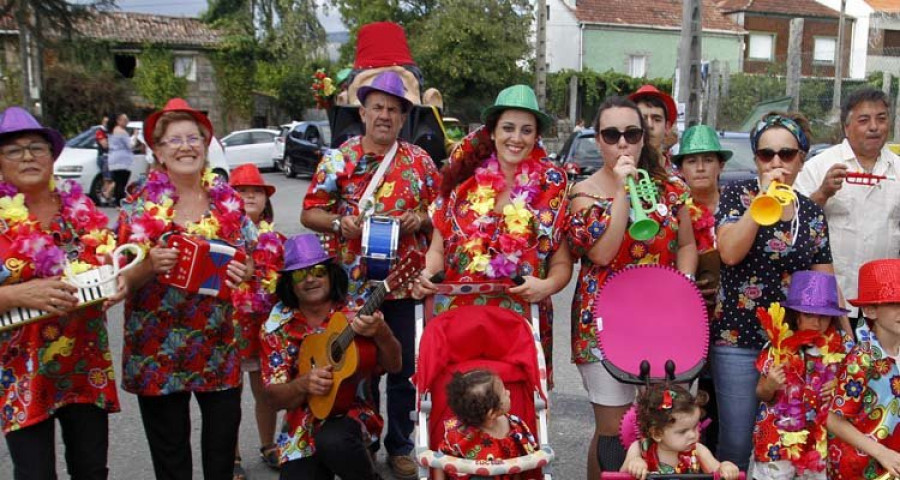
{"left": 229, "top": 163, "right": 285, "bottom": 476}
{"left": 828, "top": 259, "right": 900, "bottom": 479}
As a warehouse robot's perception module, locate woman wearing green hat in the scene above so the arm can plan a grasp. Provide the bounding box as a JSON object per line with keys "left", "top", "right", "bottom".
{"left": 412, "top": 84, "right": 572, "bottom": 386}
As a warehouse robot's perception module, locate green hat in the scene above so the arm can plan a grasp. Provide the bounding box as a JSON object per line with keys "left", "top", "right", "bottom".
{"left": 671, "top": 125, "right": 733, "bottom": 165}
{"left": 335, "top": 68, "right": 352, "bottom": 86}
{"left": 481, "top": 85, "right": 553, "bottom": 134}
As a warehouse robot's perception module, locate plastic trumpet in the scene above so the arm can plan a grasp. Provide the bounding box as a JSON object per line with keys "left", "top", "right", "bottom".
{"left": 626, "top": 169, "right": 660, "bottom": 241}
{"left": 749, "top": 181, "right": 796, "bottom": 226}
{"left": 845, "top": 171, "right": 896, "bottom": 186}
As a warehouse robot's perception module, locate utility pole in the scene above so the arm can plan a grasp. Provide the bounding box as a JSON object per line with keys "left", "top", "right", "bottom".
{"left": 678, "top": 0, "right": 702, "bottom": 128}
{"left": 786, "top": 18, "right": 804, "bottom": 112}
{"left": 535, "top": 0, "right": 548, "bottom": 109}
{"left": 832, "top": 0, "right": 847, "bottom": 119}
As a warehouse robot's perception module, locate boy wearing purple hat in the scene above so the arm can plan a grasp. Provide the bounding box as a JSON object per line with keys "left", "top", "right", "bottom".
{"left": 751, "top": 271, "right": 850, "bottom": 479}
{"left": 301, "top": 70, "right": 440, "bottom": 478}
{"left": 259, "top": 234, "right": 400, "bottom": 478}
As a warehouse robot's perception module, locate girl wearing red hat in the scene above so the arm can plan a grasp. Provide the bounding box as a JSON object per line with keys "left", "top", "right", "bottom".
{"left": 828, "top": 259, "right": 900, "bottom": 479}
{"left": 117, "top": 98, "right": 256, "bottom": 479}
{"left": 229, "top": 163, "right": 285, "bottom": 476}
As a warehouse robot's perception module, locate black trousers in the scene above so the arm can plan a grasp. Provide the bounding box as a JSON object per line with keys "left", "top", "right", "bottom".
{"left": 137, "top": 388, "right": 241, "bottom": 480}
{"left": 110, "top": 169, "right": 130, "bottom": 204}
{"left": 5, "top": 403, "right": 109, "bottom": 480}
{"left": 279, "top": 416, "right": 376, "bottom": 480}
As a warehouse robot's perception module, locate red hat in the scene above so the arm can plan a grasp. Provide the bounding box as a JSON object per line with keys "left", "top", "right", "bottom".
{"left": 229, "top": 163, "right": 275, "bottom": 196}
{"left": 354, "top": 22, "right": 415, "bottom": 69}
{"left": 143, "top": 98, "right": 214, "bottom": 149}
{"left": 848, "top": 259, "right": 900, "bottom": 307}
{"left": 629, "top": 85, "right": 678, "bottom": 129}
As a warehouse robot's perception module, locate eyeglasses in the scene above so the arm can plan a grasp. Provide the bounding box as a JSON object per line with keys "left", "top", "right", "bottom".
{"left": 598, "top": 128, "right": 644, "bottom": 145}
{"left": 0, "top": 142, "right": 52, "bottom": 161}
{"left": 160, "top": 135, "right": 203, "bottom": 148}
{"left": 756, "top": 148, "right": 800, "bottom": 162}
{"left": 291, "top": 264, "right": 328, "bottom": 283}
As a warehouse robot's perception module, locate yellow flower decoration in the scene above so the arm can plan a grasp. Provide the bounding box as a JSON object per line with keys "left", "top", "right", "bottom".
{"left": 201, "top": 169, "right": 217, "bottom": 186}
{"left": 468, "top": 185, "right": 496, "bottom": 216}
{"left": 0, "top": 193, "right": 29, "bottom": 223}
{"left": 780, "top": 430, "right": 809, "bottom": 447}
{"left": 503, "top": 200, "right": 533, "bottom": 235}
{"left": 146, "top": 198, "right": 175, "bottom": 222}
{"left": 262, "top": 270, "right": 278, "bottom": 293}
{"left": 86, "top": 230, "right": 117, "bottom": 256}
{"left": 66, "top": 260, "right": 93, "bottom": 275}
{"left": 188, "top": 216, "right": 220, "bottom": 238}
{"left": 767, "top": 302, "right": 790, "bottom": 365}
{"left": 467, "top": 251, "right": 490, "bottom": 274}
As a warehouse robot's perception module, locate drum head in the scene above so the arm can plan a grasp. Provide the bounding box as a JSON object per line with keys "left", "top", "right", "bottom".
{"left": 593, "top": 265, "right": 708, "bottom": 384}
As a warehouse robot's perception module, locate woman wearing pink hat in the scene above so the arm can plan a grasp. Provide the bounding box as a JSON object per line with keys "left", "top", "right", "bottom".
{"left": 0, "top": 106, "right": 127, "bottom": 478}
{"left": 228, "top": 163, "right": 284, "bottom": 476}
{"left": 117, "top": 98, "right": 257, "bottom": 479}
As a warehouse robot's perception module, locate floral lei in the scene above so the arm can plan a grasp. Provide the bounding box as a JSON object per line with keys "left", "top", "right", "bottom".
{"left": 0, "top": 180, "right": 114, "bottom": 283}
{"left": 233, "top": 220, "right": 282, "bottom": 314}
{"left": 461, "top": 153, "right": 541, "bottom": 278}
{"left": 126, "top": 168, "right": 244, "bottom": 253}
{"left": 758, "top": 303, "right": 846, "bottom": 473}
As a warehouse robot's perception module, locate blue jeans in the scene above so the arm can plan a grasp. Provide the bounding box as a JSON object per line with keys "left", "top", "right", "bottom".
{"left": 711, "top": 345, "right": 759, "bottom": 471}
{"left": 372, "top": 299, "right": 415, "bottom": 456}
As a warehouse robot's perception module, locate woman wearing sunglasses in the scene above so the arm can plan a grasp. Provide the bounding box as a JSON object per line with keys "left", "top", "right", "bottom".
{"left": 260, "top": 233, "right": 400, "bottom": 479}
{"left": 712, "top": 112, "right": 839, "bottom": 472}
{"left": 566, "top": 96, "right": 697, "bottom": 478}
{"left": 117, "top": 98, "right": 257, "bottom": 479}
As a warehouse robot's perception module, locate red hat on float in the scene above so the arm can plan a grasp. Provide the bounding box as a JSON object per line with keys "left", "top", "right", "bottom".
{"left": 229, "top": 163, "right": 275, "bottom": 197}
{"left": 629, "top": 85, "right": 678, "bottom": 129}
{"left": 354, "top": 22, "right": 416, "bottom": 69}
{"left": 143, "top": 98, "right": 214, "bottom": 149}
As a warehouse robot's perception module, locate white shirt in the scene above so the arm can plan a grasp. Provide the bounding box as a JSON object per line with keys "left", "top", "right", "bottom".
{"left": 794, "top": 139, "right": 900, "bottom": 316}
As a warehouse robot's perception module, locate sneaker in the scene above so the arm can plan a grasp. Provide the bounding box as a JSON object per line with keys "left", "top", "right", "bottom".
{"left": 388, "top": 455, "right": 417, "bottom": 479}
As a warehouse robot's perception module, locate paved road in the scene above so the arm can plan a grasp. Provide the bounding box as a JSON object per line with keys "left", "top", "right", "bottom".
{"left": 0, "top": 172, "right": 592, "bottom": 479}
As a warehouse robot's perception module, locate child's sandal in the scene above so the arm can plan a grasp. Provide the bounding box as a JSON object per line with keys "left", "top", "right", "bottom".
{"left": 260, "top": 444, "right": 280, "bottom": 470}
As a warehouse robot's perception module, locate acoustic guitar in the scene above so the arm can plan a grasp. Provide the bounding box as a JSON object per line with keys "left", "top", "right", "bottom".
{"left": 297, "top": 250, "right": 423, "bottom": 419}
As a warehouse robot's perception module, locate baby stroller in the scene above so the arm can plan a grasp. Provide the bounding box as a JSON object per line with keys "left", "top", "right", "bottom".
{"left": 592, "top": 265, "right": 745, "bottom": 480}
{"left": 413, "top": 281, "right": 555, "bottom": 479}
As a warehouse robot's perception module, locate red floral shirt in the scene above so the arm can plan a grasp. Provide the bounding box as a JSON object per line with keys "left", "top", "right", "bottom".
{"left": 0, "top": 180, "right": 120, "bottom": 434}
{"left": 260, "top": 302, "right": 383, "bottom": 464}
{"left": 233, "top": 222, "right": 284, "bottom": 361}
{"left": 642, "top": 439, "right": 700, "bottom": 474}
{"left": 439, "top": 414, "right": 537, "bottom": 480}
{"left": 302, "top": 137, "right": 441, "bottom": 306}
{"left": 567, "top": 180, "right": 688, "bottom": 364}
{"left": 431, "top": 156, "right": 568, "bottom": 385}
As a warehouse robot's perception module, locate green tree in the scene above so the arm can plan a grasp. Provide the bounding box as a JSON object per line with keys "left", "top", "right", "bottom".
{"left": 43, "top": 63, "right": 133, "bottom": 136}
{"left": 132, "top": 46, "right": 188, "bottom": 108}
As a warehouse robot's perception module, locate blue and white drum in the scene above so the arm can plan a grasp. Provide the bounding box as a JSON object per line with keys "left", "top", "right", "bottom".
{"left": 361, "top": 215, "right": 400, "bottom": 281}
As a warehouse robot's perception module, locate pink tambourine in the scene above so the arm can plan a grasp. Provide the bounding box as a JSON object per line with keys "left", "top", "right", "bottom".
{"left": 593, "top": 264, "right": 708, "bottom": 384}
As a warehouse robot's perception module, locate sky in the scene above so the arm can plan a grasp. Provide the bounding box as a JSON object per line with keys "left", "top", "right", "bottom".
{"left": 110, "top": 0, "right": 346, "bottom": 32}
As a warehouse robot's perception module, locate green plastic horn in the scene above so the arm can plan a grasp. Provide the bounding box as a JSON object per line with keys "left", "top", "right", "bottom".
{"left": 626, "top": 169, "right": 661, "bottom": 241}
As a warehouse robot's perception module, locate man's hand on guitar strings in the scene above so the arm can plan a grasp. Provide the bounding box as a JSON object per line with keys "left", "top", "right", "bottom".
{"left": 301, "top": 365, "right": 334, "bottom": 397}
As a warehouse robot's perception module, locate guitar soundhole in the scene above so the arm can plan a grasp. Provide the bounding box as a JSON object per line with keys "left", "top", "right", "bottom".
{"left": 330, "top": 342, "right": 344, "bottom": 364}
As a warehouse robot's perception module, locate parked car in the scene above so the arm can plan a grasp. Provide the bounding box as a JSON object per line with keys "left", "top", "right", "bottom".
{"left": 807, "top": 143, "right": 833, "bottom": 159}
{"left": 221, "top": 128, "right": 279, "bottom": 170}
{"left": 282, "top": 121, "right": 331, "bottom": 178}
{"left": 55, "top": 122, "right": 230, "bottom": 204}
{"left": 713, "top": 131, "right": 757, "bottom": 186}
{"left": 555, "top": 128, "right": 602, "bottom": 181}
{"left": 273, "top": 121, "right": 300, "bottom": 171}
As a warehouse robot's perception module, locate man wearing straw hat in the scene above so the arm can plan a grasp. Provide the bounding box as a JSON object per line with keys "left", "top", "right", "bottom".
{"left": 301, "top": 70, "right": 440, "bottom": 478}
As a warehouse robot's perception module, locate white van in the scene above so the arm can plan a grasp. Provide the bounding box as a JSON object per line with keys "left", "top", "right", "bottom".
{"left": 54, "top": 121, "right": 230, "bottom": 203}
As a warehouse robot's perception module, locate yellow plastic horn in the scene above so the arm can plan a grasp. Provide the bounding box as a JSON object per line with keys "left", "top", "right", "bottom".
{"left": 749, "top": 181, "right": 796, "bottom": 226}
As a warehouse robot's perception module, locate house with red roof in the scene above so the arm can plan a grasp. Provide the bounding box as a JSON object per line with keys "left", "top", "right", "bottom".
{"left": 546, "top": 0, "right": 745, "bottom": 78}
{"left": 717, "top": 0, "right": 854, "bottom": 77}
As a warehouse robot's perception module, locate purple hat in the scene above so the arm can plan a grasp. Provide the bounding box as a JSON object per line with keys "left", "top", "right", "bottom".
{"left": 0, "top": 107, "right": 65, "bottom": 159}
{"left": 356, "top": 71, "right": 412, "bottom": 112}
{"left": 783, "top": 270, "right": 850, "bottom": 317}
{"left": 281, "top": 233, "right": 333, "bottom": 272}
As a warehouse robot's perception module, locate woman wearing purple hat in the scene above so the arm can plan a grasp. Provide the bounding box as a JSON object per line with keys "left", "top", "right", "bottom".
{"left": 117, "top": 98, "right": 256, "bottom": 479}
{"left": 0, "top": 106, "right": 127, "bottom": 478}
{"left": 259, "top": 233, "right": 400, "bottom": 479}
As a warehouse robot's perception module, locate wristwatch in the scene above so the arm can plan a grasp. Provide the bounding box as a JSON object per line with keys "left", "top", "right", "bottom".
{"left": 331, "top": 217, "right": 341, "bottom": 233}
{"left": 684, "top": 273, "right": 696, "bottom": 283}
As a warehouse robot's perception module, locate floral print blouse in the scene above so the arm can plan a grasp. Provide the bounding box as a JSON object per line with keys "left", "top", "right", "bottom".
{"left": 713, "top": 179, "right": 831, "bottom": 350}
{"left": 260, "top": 302, "right": 383, "bottom": 465}
{"left": 302, "top": 137, "right": 441, "bottom": 306}
{"left": 0, "top": 181, "right": 119, "bottom": 434}
{"left": 233, "top": 222, "right": 285, "bottom": 361}
{"left": 438, "top": 414, "right": 537, "bottom": 480}
{"left": 568, "top": 180, "right": 688, "bottom": 364}
{"left": 829, "top": 323, "right": 900, "bottom": 480}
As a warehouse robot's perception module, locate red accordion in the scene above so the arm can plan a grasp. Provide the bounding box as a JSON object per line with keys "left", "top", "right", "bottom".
{"left": 159, "top": 234, "right": 246, "bottom": 300}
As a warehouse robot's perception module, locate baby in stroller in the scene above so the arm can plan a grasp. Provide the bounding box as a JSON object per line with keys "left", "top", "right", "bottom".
{"left": 434, "top": 369, "right": 539, "bottom": 479}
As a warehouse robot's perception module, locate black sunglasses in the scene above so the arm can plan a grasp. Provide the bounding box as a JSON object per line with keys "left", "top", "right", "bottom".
{"left": 756, "top": 148, "right": 800, "bottom": 162}
{"left": 598, "top": 128, "right": 644, "bottom": 145}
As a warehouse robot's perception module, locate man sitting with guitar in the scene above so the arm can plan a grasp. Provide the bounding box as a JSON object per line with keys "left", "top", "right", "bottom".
{"left": 260, "top": 234, "right": 402, "bottom": 479}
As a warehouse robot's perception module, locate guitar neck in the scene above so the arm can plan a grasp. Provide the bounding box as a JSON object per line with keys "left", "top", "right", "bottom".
{"left": 335, "top": 280, "right": 389, "bottom": 349}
